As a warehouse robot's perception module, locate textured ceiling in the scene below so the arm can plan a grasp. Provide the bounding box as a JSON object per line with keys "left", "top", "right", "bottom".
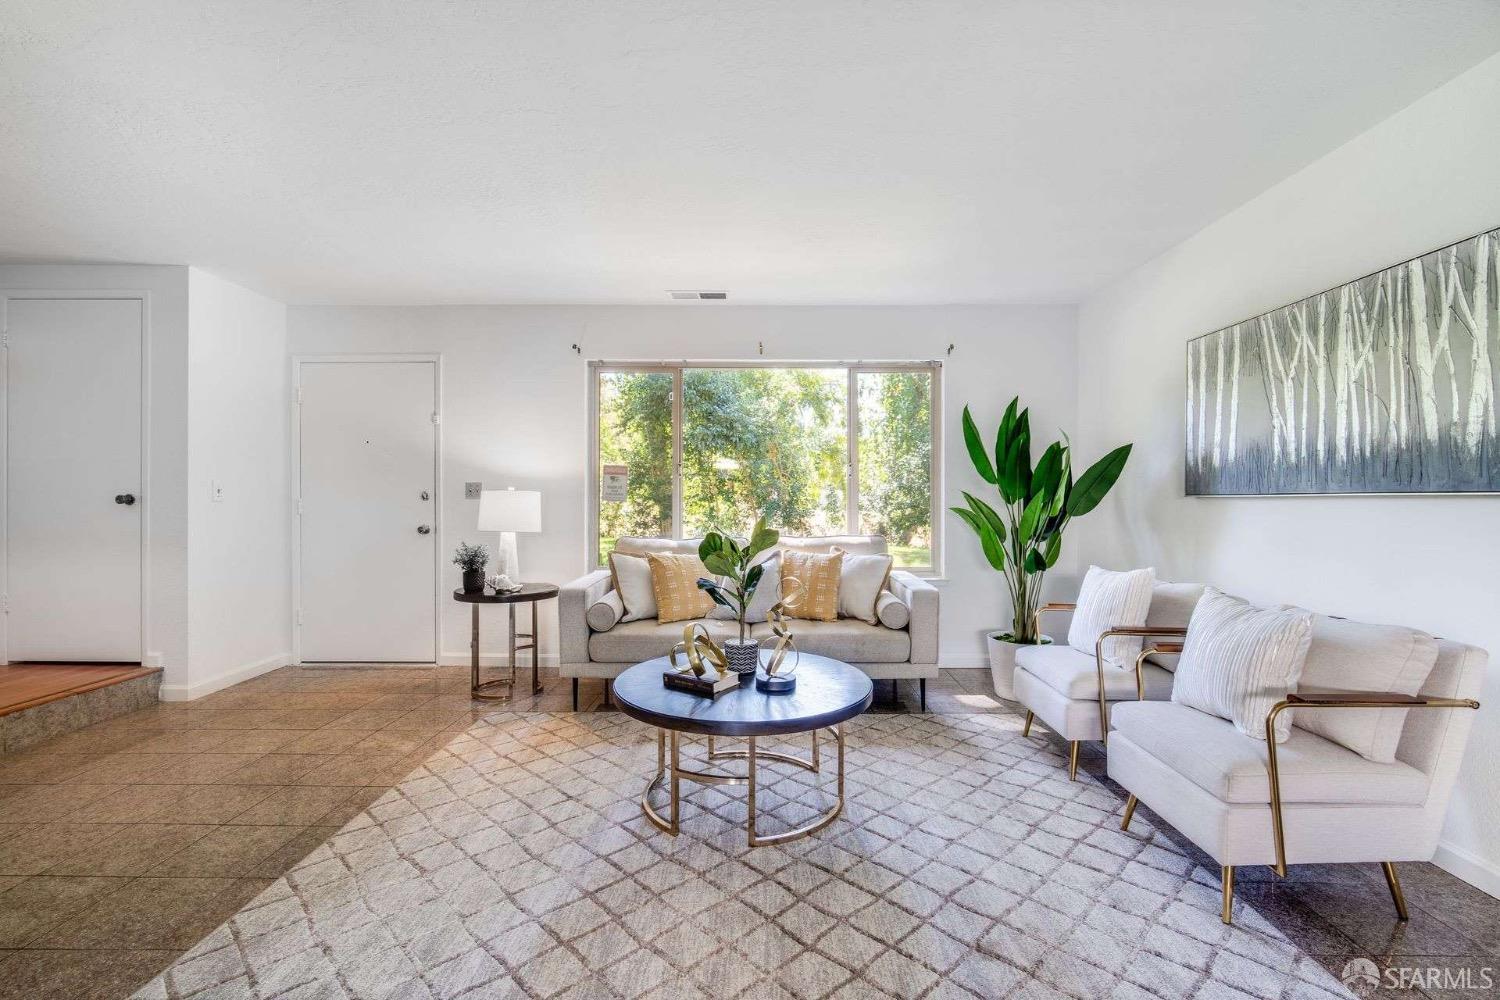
{"left": 2, "top": 1, "right": 1499, "bottom": 305}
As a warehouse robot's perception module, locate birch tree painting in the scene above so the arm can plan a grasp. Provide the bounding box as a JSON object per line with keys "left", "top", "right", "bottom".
{"left": 1186, "top": 226, "right": 1500, "bottom": 495}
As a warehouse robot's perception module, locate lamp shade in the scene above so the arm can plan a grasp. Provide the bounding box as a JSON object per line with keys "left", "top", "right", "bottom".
{"left": 477, "top": 489, "right": 541, "bottom": 532}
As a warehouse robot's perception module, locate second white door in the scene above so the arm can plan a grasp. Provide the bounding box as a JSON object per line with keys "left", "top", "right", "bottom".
{"left": 298, "top": 360, "right": 437, "bottom": 662}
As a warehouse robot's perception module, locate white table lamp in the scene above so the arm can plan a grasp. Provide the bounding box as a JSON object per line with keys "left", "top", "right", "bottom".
{"left": 477, "top": 488, "right": 541, "bottom": 584}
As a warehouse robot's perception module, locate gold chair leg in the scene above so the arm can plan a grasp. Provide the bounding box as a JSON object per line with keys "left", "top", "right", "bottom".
{"left": 1221, "top": 866, "right": 1234, "bottom": 924}
{"left": 1022, "top": 711, "right": 1034, "bottom": 738}
{"left": 1120, "top": 794, "right": 1138, "bottom": 831}
{"left": 1068, "top": 741, "right": 1079, "bottom": 781}
{"left": 1382, "top": 862, "right": 1410, "bottom": 921}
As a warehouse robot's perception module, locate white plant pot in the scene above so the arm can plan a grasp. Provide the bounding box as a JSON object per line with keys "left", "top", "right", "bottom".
{"left": 986, "top": 631, "right": 1052, "bottom": 701}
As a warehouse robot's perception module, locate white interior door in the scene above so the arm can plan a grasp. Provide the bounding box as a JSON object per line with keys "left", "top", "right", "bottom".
{"left": 5, "top": 297, "right": 143, "bottom": 662}
{"left": 298, "top": 360, "right": 437, "bottom": 662}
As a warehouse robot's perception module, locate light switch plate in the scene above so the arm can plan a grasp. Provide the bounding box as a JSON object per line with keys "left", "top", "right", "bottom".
{"left": 465, "top": 482, "right": 483, "bottom": 500}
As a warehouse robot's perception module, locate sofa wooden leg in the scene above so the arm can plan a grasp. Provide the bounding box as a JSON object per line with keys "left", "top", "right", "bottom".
{"left": 1382, "top": 862, "right": 1410, "bottom": 921}
{"left": 919, "top": 678, "right": 926, "bottom": 712}
{"left": 1221, "top": 866, "right": 1235, "bottom": 924}
{"left": 1120, "top": 794, "right": 1138, "bottom": 831}
{"left": 572, "top": 678, "right": 578, "bottom": 712}
{"left": 1067, "top": 741, "right": 1080, "bottom": 781}
{"left": 1022, "top": 711, "right": 1034, "bottom": 738}
{"left": 603, "top": 681, "right": 612, "bottom": 708}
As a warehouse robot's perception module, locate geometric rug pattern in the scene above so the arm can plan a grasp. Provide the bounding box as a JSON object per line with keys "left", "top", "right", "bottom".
{"left": 134, "top": 711, "right": 1358, "bottom": 1000}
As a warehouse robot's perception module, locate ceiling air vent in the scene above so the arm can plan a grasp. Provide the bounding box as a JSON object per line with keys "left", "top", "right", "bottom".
{"left": 668, "top": 290, "right": 728, "bottom": 300}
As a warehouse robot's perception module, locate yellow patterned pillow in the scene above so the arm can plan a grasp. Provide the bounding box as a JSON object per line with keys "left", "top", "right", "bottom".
{"left": 781, "top": 549, "right": 843, "bottom": 622}
{"left": 645, "top": 553, "right": 715, "bottom": 624}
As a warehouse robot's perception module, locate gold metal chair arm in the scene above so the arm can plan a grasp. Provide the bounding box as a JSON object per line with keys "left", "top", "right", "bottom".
{"left": 1132, "top": 642, "right": 1184, "bottom": 700}
{"left": 1263, "top": 695, "right": 1480, "bottom": 877}
{"left": 1031, "top": 602, "right": 1076, "bottom": 642}
{"left": 1092, "top": 626, "right": 1192, "bottom": 744}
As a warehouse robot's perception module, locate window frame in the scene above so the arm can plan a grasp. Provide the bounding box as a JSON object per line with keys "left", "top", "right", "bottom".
{"left": 586, "top": 359, "right": 943, "bottom": 576}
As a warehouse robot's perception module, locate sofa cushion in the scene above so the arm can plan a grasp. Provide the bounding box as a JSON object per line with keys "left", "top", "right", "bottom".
{"left": 1015, "top": 643, "right": 1173, "bottom": 701}
{"left": 781, "top": 550, "right": 843, "bottom": 622}
{"left": 1067, "top": 566, "right": 1155, "bottom": 669}
{"left": 586, "top": 591, "right": 623, "bottom": 632}
{"left": 751, "top": 618, "right": 910, "bottom": 663}
{"left": 777, "top": 535, "right": 888, "bottom": 557}
{"left": 613, "top": 537, "right": 703, "bottom": 556}
{"left": 1111, "top": 701, "right": 1428, "bottom": 805}
{"left": 1292, "top": 615, "right": 1440, "bottom": 764}
{"left": 1172, "top": 588, "right": 1313, "bottom": 743}
{"left": 646, "top": 552, "right": 714, "bottom": 623}
{"left": 608, "top": 553, "right": 657, "bottom": 622}
{"left": 835, "top": 548, "right": 893, "bottom": 625}
{"left": 589, "top": 618, "right": 745, "bottom": 663}
{"left": 1143, "top": 581, "right": 1205, "bottom": 671}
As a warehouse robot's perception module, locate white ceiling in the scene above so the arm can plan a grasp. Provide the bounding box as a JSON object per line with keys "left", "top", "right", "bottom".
{"left": 3, "top": 1, "right": 1498, "bottom": 305}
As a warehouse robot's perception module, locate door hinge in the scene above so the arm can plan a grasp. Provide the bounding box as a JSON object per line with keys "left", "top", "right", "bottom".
{"left": 431, "top": 411, "right": 440, "bottom": 426}
{"left": 296, "top": 498, "right": 303, "bottom": 516}
{"left": 295, "top": 609, "right": 303, "bottom": 626}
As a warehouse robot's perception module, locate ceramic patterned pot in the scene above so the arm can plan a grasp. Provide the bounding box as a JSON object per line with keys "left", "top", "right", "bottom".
{"left": 722, "top": 638, "right": 760, "bottom": 675}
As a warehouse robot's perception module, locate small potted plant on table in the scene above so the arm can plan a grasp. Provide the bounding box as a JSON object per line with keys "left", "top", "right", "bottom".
{"left": 951, "top": 397, "right": 1131, "bottom": 699}
{"left": 696, "top": 517, "right": 779, "bottom": 677}
{"left": 453, "top": 542, "right": 490, "bottom": 594}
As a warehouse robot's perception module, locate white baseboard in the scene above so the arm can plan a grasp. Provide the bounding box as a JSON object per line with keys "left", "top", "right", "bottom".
{"left": 159, "top": 651, "right": 289, "bottom": 702}
{"left": 143, "top": 651, "right": 163, "bottom": 668}
{"left": 439, "top": 651, "right": 560, "bottom": 668}
{"left": 1433, "top": 840, "right": 1500, "bottom": 900}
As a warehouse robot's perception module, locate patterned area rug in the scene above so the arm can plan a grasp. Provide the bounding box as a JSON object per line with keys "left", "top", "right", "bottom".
{"left": 133, "top": 712, "right": 1355, "bottom": 1000}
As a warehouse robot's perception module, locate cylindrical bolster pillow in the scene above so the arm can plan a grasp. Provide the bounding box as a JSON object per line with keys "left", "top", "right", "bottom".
{"left": 586, "top": 591, "right": 624, "bottom": 632}
{"left": 875, "top": 590, "right": 909, "bottom": 629}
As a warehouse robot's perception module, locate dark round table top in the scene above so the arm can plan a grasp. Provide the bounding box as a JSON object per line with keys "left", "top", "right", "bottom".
{"left": 613, "top": 653, "right": 873, "bottom": 737}
{"left": 452, "top": 583, "right": 559, "bottom": 604}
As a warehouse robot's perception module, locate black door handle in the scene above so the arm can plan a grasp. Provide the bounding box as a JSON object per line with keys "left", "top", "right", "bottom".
{"left": 114, "top": 494, "right": 136, "bottom": 506}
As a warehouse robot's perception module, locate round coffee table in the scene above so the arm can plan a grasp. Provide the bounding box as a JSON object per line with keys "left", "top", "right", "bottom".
{"left": 612, "top": 654, "right": 873, "bottom": 846}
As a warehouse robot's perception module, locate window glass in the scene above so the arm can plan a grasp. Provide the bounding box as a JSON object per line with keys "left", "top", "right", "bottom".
{"left": 597, "top": 370, "right": 673, "bottom": 564}
{"left": 857, "top": 370, "right": 933, "bottom": 568}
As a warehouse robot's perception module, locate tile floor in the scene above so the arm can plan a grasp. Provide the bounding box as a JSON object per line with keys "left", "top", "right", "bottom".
{"left": 0, "top": 665, "right": 1490, "bottom": 999}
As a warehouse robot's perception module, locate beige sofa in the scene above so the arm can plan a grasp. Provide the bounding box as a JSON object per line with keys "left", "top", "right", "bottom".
{"left": 559, "top": 535, "right": 939, "bottom": 709}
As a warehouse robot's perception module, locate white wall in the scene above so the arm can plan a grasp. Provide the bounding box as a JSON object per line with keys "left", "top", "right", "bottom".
{"left": 180, "top": 269, "right": 291, "bottom": 699}
{"left": 0, "top": 264, "right": 191, "bottom": 688}
{"left": 1075, "top": 53, "right": 1500, "bottom": 895}
{"left": 288, "top": 304, "right": 1079, "bottom": 667}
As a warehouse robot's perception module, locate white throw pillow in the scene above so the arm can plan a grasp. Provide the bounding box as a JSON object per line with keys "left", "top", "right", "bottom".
{"left": 1292, "top": 614, "right": 1439, "bottom": 763}
{"left": 1171, "top": 588, "right": 1314, "bottom": 743}
{"left": 586, "top": 591, "right": 624, "bottom": 632}
{"left": 835, "top": 548, "right": 893, "bottom": 625}
{"left": 708, "top": 552, "right": 782, "bottom": 623}
{"left": 1067, "top": 566, "right": 1156, "bottom": 669}
{"left": 608, "top": 552, "right": 657, "bottom": 622}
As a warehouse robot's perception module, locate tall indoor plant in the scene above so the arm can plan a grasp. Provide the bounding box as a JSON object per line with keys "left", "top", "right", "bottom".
{"left": 950, "top": 397, "right": 1131, "bottom": 698}
{"left": 696, "top": 517, "right": 779, "bottom": 675}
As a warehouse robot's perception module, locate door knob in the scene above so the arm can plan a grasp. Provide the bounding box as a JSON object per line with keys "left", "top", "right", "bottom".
{"left": 114, "top": 494, "right": 136, "bottom": 506}
{"left": 417, "top": 524, "right": 432, "bottom": 534}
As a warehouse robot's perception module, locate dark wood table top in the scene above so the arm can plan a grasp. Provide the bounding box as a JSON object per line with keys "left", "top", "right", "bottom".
{"left": 451, "top": 583, "right": 559, "bottom": 604}
{"left": 612, "top": 654, "right": 873, "bottom": 737}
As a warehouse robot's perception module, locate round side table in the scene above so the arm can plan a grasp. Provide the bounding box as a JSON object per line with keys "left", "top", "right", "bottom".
{"left": 452, "top": 583, "right": 558, "bottom": 701}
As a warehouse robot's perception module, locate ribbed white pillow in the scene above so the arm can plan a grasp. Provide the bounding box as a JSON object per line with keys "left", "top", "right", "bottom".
{"left": 1171, "top": 588, "right": 1314, "bottom": 743}
{"left": 608, "top": 553, "right": 657, "bottom": 622}
{"left": 1067, "top": 566, "right": 1156, "bottom": 669}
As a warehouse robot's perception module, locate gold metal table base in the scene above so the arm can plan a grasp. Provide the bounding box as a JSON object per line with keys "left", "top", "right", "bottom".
{"left": 641, "top": 725, "right": 846, "bottom": 846}
{"left": 470, "top": 600, "right": 544, "bottom": 702}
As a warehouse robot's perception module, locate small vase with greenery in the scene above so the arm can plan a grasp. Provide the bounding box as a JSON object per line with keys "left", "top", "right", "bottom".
{"left": 951, "top": 397, "right": 1131, "bottom": 698}
{"left": 453, "top": 542, "right": 489, "bottom": 594}
{"left": 696, "top": 517, "right": 779, "bottom": 675}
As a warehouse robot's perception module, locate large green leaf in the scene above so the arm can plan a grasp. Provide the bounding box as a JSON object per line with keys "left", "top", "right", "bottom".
{"left": 702, "top": 551, "right": 738, "bottom": 578}
{"left": 1024, "top": 549, "right": 1049, "bottom": 574}
{"left": 1067, "top": 444, "right": 1132, "bottom": 517}
{"left": 1042, "top": 531, "right": 1063, "bottom": 568}
{"left": 744, "top": 562, "right": 764, "bottom": 596}
{"left": 1017, "top": 490, "right": 1047, "bottom": 547}
{"left": 698, "top": 533, "right": 727, "bottom": 564}
{"left": 961, "top": 491, "right": 1006, "bottom": 545}
{"left": 976, "top": 518, "right": 1007, "bottom": 571}
{"left": 747, "top": 517, "right": 778, "bottom": 557}
{"left": 1011, "top": 410, "right": 1032, "bottom": 500}
{"left": 1029, "top": 442, "right": 1064, "bottom": 505}
{"left": 995, "top": 397, "right": 1019, "bottom": 463}
{"left": 1048, "top": 446, "right": 1072, "bottom": 517}
{"left": 696, "top": 579, "right": 734, "bottom": 607}
{"left": 949, "top": 505, "right": 986, "bottom": 539}
{"left": 962, "top": 407, "right": 997, "bottom": 484}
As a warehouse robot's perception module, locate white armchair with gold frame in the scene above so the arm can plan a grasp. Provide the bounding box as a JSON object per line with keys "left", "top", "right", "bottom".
{"left": 1013, "top": 582, "right": 1202, "bottom": 779}
{"left": 1109, "top": 624, "right": 1484, "bottom": 925}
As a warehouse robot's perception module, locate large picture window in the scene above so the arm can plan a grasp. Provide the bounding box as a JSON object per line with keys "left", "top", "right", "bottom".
{"left": 591, "top": 361, "right": 941, "bottom": 572}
